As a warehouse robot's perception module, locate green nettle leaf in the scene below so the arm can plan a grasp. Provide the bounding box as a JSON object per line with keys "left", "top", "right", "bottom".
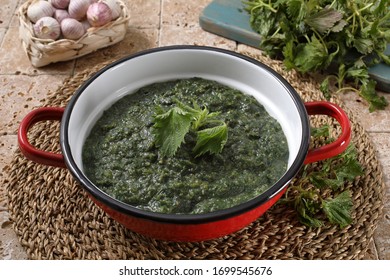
{"left": 298, "top": 209, "right": 324, "bottom": 227}
{"left": 152, "top": 107, "right": 192, "bottom": 157}
{"left": 283, "top": 123, "right": 363, "bottom": 228}
{"left": 305, "top": 7, "right": 343, "bottom": 34}
{"left": 293, "top": 36, "right": 327, "bottom": 72}
{"left": 193, "top": 124, "right": 228, "bottom": 157}
{"left": 322, "top": 191, "right": 353, "bottom": 228}
{"left": 353, "top": 38, "right": 375, "bottom": 55}
{"left": 249, "top": 7, "right": 276, "bottom": 38}
{"left": 379, "top": 52, "right": 390, "bottom": 65}
{"left": 282, "top": 40, "right": 296, "bottom": 70}
{"left": 295, "top": 195, "right": 323, "bottom": 227}
{"left": 373, "top": 0, "right": 387, "bottom": 16}
{"left": 345, "top": 66, "right": 370, "bottom": 82}
{"left": 319, "top": 77, "right": 331, "bottom": 100}
{"left": 360, "top": 80, "right": 389, "bottom": 112}
{"left": 286, "top": 0, "right": 306, "bottom": 22}
{"left": 331, "top": 19, "right": 347, "bottom": 33}
{"left": 152, "top": 102, "right": 228, "bottom": 157}
{"left": 310, "top": 124, "right": 330, "bottom": 138}
{"left": 309, "top": 144, "right": 363, "bottom": 190}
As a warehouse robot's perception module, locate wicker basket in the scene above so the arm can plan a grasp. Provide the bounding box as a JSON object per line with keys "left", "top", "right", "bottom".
{"left": 18, "top": 0, "right": 130, "bottom": 67}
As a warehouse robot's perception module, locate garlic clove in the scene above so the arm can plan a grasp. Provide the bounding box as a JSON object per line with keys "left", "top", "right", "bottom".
{"left": 100, "top": 0, "right": 121, "bottom": 20}
{"left": 87, "top": 2, "right": 113, "bottom": 27}
{"left": 27, "top": 0, "right": 55, "bottom": 23}
{"left": 49, "top": 0, "right": 70, "bottom": 10}
{"left": 54, "top": 9, "right": 71, "bottom": 23}
{"left": 68, "top": 0, "right": 96, "bottom": 20}
{"left": 33, "top": 16, "right": 61, "bottom": 40}
{"left": 61, "top": 18, "right": 86, "bottom": 40}
{"left": 81, "top": 20, "right": 91, "bottom": 32}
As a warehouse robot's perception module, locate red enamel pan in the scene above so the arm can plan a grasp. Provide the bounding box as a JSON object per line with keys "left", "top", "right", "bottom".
{"left": 18, "top": 46, "right": 351, "bottom": 241}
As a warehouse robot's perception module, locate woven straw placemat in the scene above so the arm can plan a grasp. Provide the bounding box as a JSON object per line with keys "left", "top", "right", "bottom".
{"left": 5, "top": 50, "right": 385, "bottom": 259}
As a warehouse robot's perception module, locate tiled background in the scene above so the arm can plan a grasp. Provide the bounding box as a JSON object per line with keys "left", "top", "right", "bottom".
{"left": 0, "top": 0, "right": 389, "bottom": 259}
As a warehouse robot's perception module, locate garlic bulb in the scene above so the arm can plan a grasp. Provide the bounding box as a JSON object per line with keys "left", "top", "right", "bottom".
{"left": 61, "top": 18, "right": 86, "bottom": 40}
{"left": 87, "top": 2, "right": 112, "bottom": 27}
{"left": 49, "top": 0, "right": 70, "bottom": 9}
{"left": 27, "top": 0, "right": 55, "bottom": 23}
{"left": 68, "top": 0, "right": 96, "bottom": 20}
{"left": 33, "top": 17, "right": 61, "bottom": 40}
{"left": 100, "top": 0, "right": 121, "bottom": 20}
{"left": 81, "top": 19, "right": 91, "bottom": 32}
{"left": 54, "top": 9, "right": 70, "bottom": 23}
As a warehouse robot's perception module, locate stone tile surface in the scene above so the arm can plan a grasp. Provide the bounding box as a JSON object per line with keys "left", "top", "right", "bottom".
{"left": 126, "top": 0, "right": 161, "bottom": 28}
{"left": 339, "top": 91, "right": 390, "bottom": 132}
{"left": 0, "top": 28, "right": 6, "bottom": 44}
{"left": 162, "top": 0, "right": 212, "bottom": 27}
{"left": 0, "top": 0, "right": 389, "bottom": 260}
{"left": 0, "top": 75, "right": 67, "bottom": 134}
{"left": 0, "top": 0, "right": 18, "bottom": 28}
{"left": 75, "top": 28, "right": 159, "bottom": 72}
{"left": 0, "top": 135, "right": 28, "bottom": 260}
{"left": 160, "top": 24, "right": 236, "bottom": 49}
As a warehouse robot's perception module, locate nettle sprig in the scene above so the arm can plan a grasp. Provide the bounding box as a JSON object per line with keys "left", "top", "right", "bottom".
{"left": 245, "top": 0, "right": 390, "bottom": 111}
{"left": 152, "top": 100, "right": 228, "bottom": 157}
{"left": 282, "top": 125, "right": 363, "bottom": 228}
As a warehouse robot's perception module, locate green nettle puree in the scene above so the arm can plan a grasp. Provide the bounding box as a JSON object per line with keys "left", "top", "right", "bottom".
{"left": 82, "top": 78, "right": 289, "bottom": 214}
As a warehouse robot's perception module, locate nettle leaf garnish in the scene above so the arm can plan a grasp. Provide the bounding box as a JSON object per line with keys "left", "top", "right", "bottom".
{"left": 152, "top": 106, "right": 193, "bottom": 157}
{"left": 152, "top": 101, "right": 228, "bottom": 157}
{"left": 193, "top": 124, "right": 228, "bottom": 157}
{"left": 282, "top": 125, "right": 363, "bottom": 228}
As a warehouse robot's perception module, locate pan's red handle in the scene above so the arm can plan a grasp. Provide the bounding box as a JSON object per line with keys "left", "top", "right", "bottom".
{"left": 304, "top": 101, "right": 351, "bottom": 164}
{"left": 18, "top": 107, "right": 66, "bottom": 168}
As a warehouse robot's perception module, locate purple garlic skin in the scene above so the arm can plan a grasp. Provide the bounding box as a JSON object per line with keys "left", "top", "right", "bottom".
{"left": 54, "top": 9, "right": 71, "bottom": 23}
{"left": 27, "top": 1, "right": 55, "bottom": 23}
{"left": 68, "top": 0, "right": 95, "bottom": 20}
{"left": 33, "top": 16, "right": 61, "bottom": 40}
{"left": 87, "top": 2, "right": 113, "bottom": 27}
{"left": 61, "top": 18, "right": 86, "bottom": 40}
{"left": 50, "top": 0, "right": 70, "bottom": 10}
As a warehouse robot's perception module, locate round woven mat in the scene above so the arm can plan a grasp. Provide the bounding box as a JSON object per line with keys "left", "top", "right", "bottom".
{"left": 5, "top": 50, "right": 385, "bottom": 260}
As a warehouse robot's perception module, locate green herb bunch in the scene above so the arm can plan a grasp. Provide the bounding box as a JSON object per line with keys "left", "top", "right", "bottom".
{"left": 244, "top": 0, "right": 390, "bottom": 111}
{"left": 152, "top": 100, "right": 228, "bottom": 157}
{"left": 282, "top": 125, "right": 363, "bottom": 228}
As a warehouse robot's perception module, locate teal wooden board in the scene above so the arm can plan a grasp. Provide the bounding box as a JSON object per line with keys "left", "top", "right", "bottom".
{"left": 199, "top": 0, "right": 390, "bottom": 93}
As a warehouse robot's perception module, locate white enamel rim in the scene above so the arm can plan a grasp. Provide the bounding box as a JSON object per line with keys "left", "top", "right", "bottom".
{"left": 60, "top": 46, "right": 310, "bottom": 224}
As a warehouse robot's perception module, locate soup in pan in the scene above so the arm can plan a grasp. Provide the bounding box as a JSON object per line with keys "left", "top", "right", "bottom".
{"left": 82, "top": 78, "right": 289, "bottom": 214}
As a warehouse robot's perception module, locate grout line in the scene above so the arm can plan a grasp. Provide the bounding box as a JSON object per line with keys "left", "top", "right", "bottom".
{"left": 157, "top": 0, "right": 163, "bottom": 47}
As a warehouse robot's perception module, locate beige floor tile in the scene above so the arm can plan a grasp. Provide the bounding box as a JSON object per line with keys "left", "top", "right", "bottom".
{"left": 0, "top": 74, "right": 67, "bottom": 134}
{"left": 0, "top": 0, "right": 18, "bottom": 28}
{"left": 374, "top": 206, "right": 390, "bottom": 260}
{"left": 338, "top": 91, "right": 390, "bottom": 132}
{"left": 0, "top": 27, "right": 75, "bottom": 75}
{"left": 126, "top": 0, "right": 161, "bottom": 28}
{"left": 0, "top": 134, "right": 28, "bottom": 260}
{"left": 0, "top": 135, "right": 17, "bottom": 183}
{"left": 371, "top": 133, "right": 390, "bottom": 186}
{"left": 0, "top": 28, "right": 6, "bottom": 44}
{"left": 369, "top": 133, "right": 390, "bottom": 260}
{"left": 10, "top": 1, "right": 38, "bottom": 28}
{"left": 162, "top": 0, "right": 211, "bottom": 27}
{"left": 75, "top": 27, "right": 159, "bottom": 72}
{"left": 159, "top": 24, "right": 236, "bottom": 49}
